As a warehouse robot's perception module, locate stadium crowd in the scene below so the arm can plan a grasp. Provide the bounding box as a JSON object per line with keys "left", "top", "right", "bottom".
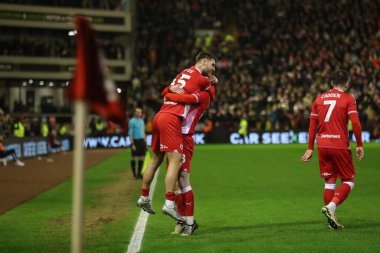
{"left": 1, "top": 0, "right": 380, "bottom": 141}
{"left": 128, "top": 0, "right": 380, "bottom": 139}
{"left": 0, "top": 28, "right": 125, "bottom": 60}
{"left": 1, "top": 0, "right": 125, "bottom": 10}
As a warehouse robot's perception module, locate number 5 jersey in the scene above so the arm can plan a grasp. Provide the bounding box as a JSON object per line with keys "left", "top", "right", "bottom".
{"left": 159, "top": 66, "right": 211, "bottom": 118}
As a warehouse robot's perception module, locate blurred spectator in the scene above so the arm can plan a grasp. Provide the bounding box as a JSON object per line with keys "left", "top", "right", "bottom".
{"left": 128, "top": 0, "right": 380, "bottom": 135}
{"left": 12, "top": 117, "right": 25, "bottom": 138}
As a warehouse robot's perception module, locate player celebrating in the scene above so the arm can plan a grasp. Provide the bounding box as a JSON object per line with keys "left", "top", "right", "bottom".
{"left": 137, "top": 51, "right": 216, "bottom": 224}
{"left": 162, "top": 76, "right": 217, "bottom": 236}
{"left": 301, "top": 70, "right": 364, "bottom": 229}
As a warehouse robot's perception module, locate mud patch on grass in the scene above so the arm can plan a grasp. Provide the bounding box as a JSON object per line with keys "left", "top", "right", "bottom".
{"left": 83, "top": 170, "right": 140, "bottom": 231}
{"left": 43, "top": 153, "right": 141, "bottom": 238}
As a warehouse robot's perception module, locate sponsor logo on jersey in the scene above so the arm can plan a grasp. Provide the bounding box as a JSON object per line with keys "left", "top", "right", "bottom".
{"left": 163, "top": 101, "right": 178, "bottom": 105}
{"left": 320, "top": 134, "right": 341, "bottom": 139}
{"left": 322, "top": 172, "right": 332, "bottom": 176}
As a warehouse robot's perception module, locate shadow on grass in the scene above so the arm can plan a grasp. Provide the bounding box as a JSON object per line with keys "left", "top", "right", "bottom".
{"left": 200, "top": 220, "right": 322, "bottom": 234}
{"left": 199, "top": 220, "right": 380, "bottom": 236}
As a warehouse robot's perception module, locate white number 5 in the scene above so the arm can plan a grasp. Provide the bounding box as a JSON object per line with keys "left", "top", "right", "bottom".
{"left": 171, "top": 74, "right": 191, "bottom": 88}
{"left": 323, "top": 100, "right": 336, "bottom": 122}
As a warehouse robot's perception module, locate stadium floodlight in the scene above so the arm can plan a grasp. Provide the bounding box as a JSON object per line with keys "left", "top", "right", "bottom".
{"left": 39, "top": 81, "right": 44, "bottom": 86}
{"left": 117, "top": 88, "right": 122, "bottom": 94}
{"left": 28, "top": 79, "right": 33, "bottom": 84}
{"left": 68, "top": 30, "right": 78, "bottom": 36}
{"left": 49, "top": 82, "right": 54, "bottom": 87}
{"left": 22, "top": 81, "right": 27, "bottom": 87}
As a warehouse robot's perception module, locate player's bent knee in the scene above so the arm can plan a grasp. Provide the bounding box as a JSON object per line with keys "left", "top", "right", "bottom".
{"left": 343, "top": 181, "right": 354, "bottom": 190}
{"left": 181, "top": 185, "right": 192, "bottom": 193}
{"left": 324, "top": 183, "right": 336, "bottom": 190}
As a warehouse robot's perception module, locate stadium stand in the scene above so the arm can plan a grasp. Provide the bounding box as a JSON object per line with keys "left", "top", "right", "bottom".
{"left": 0, "top": 0, "right": 379, "bottom": 140}
{"left": 129, "top": 0, "right": 380, "bottom": 138}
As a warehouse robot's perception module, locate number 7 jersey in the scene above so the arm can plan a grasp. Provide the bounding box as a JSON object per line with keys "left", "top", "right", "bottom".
{"left": 160, "top": 66, "right": 211, "bottom": 118}
{"left": 310, "top": 88, "right": 358, "bottom": 149}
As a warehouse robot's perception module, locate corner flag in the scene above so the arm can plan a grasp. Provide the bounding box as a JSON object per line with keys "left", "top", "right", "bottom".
{"left": 66, "top": 15, "right": 126, "bottom": 253}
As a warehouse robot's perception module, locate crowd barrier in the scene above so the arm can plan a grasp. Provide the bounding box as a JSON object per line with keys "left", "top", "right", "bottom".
{"left": 3, "top": 137, "right": 72, "bottom": 159}
{"left": 82, "top": 130, "right": 372, "bottom": 148}
{"left": 2, "top": 130, "right": 372, "bottom": 159}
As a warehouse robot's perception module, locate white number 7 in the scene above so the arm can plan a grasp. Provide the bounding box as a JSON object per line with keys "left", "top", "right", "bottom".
{"left": 323, "top": 100, "right": 336, "bottom": 122}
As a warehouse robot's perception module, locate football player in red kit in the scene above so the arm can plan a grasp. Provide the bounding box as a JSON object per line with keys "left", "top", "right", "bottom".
{"left": 161, "top": 78, "right": 217, "bottom": 236}
{"left": 301, "top": 70, "right": 364, "bottom": 229}
{"left": 137, "top": 51, "right": 216, "bottom": 224}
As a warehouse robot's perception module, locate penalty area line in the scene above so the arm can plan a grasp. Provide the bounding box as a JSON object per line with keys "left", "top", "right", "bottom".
{"left": 126, "top": 167, "right": 160, "bottom": 253}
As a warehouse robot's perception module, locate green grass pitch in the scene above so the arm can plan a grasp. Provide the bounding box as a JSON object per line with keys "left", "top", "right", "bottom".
{"left": 0, "top": 144, "right": 379, "bottom": 253}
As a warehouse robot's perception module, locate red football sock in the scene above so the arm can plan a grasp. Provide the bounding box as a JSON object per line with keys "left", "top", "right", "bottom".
{"left": 331, "top": 183, "right": 351, "bottom": 205}
{"left": 183, "top": 190, "right": 194, "bottom": 216}
{"left": 175, "top": 193, "right": 186, "bottom": 216}
{"left": 165, "top": 192, "right": 175, "bottom": 201}
{"left": 141, "top": 188, "right": 150, "bottom": 197}
{"left": 323, "top": 189, "right": 335, "bottom": 205}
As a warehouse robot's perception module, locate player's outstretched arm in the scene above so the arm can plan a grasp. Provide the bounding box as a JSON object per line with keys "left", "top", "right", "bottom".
{"left": 301, "top": 118, "right": 318, "bottom": 162}
{"left": 161, "top": 84, "right": 184, "bottom": 97}
{"left": 300, "top": 149, "right": 313, "bottom": 162}
{"left": 165, "top": 93, "right": 199, "bottom": 105}
{"left": 349, "top": 113, "right": 364, "bottom": 161}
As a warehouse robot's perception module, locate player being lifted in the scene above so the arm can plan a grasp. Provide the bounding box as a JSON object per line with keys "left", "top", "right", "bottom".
{"left": 137, "top": 51, "right": 216, "bottom": 224}
{"left": 301, "top": 70, "right": 364, "bottom": 229}
{"left": 161, "top": 76, "right": 217, "bottom": 236}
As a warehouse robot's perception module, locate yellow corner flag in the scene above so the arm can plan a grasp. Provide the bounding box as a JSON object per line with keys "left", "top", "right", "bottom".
{"left": 141, "top": 150, "right": 151, "bottom": 174}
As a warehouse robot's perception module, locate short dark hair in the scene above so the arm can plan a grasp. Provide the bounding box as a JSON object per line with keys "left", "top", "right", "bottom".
{"left": 195, "top": 50, "right": 216, "bottom": 63}
{"left": 330, "top": 70, "right": 350, "bottom": 87}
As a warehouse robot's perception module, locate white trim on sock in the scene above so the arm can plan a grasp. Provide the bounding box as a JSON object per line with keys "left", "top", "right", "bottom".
{"left": 165, "top": 199, "right": 175, "bottom": 208}
{"left": 326, "top": 202, "right": 337, "bottom": 211}
{"left": 324, "top": 183, "right": 336, "bottom": 190}
{"left": 343, "top": 181, "right": 354, "bottom": 190}
{"left": 187, "top": 216, "right": 194, "bottom": 225}
{"left": 181, "top": 186, "right": 192, "bottom": 193}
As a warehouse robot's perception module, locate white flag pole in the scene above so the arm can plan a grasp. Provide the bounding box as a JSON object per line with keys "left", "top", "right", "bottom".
{"left": 71, "top": 100, "right": 87, "bottom": 253}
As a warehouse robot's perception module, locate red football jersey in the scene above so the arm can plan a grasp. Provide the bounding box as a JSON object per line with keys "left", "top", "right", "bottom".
{"left": 159, "top": 66, "right": 211, "bottom": 117}
{"left": 310, "top": 88, "right": 358, "bottom": 149}
{"left": 182, "top": 89, "right": 213, "bottom": 135}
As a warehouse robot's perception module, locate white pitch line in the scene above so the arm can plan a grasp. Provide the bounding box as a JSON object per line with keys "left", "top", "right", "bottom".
{"left": 126, "top": 167, "right": 160, "bottom": 253}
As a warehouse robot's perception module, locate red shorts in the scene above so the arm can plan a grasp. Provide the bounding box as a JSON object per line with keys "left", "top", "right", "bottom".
{"left": 181, "top": 135, "right": 195, "bottom": 173}
{"left": 318, "top": 148, "right": 355, "bottom": 180}
{"left": 151, "top": 112, "right": 183, "bottom": 153}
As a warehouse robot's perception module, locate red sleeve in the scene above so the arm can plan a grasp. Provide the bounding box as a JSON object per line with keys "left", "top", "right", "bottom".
{"left": 161, "top": 86, "right": 171, "bottom": 97}
{"left": 165, "top": 93, "right": 199, "bottom": 104}
{"left": 308, "top": 118, "right": 318, "bottom": 150}
{"left": 349, "top": 113, "right": 363, "bottom": 147}
{"left": 310, "top": 99, "right": 319, "bottom": 120}
{"left": 200, "top": 76, "right": 211, "bottom": 91}
{"left": 208, "top": 85, "right": 216, "bottom": 101}
{"left": 347, "top": 95, "right": 358, "bottom": 114}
